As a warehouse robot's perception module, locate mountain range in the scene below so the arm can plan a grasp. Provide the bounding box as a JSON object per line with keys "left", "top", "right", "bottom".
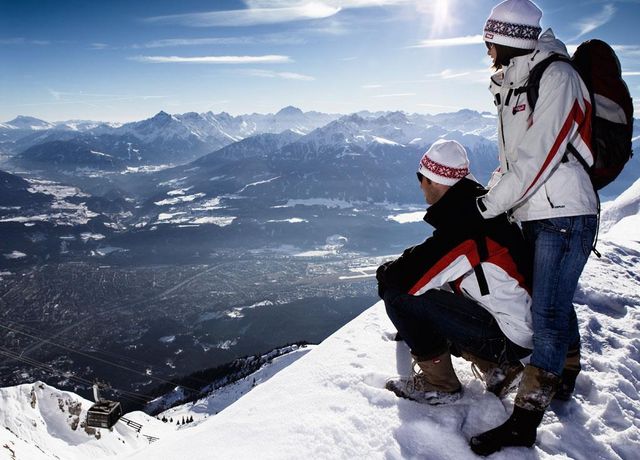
{"left": 0, "top": 107, "right": 340, "bottom": 166}
{"left": 1, "top": 107, "right": 638, "bottom": 267}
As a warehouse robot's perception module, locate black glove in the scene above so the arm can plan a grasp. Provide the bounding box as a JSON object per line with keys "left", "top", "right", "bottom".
{"left": 376, "top": 262, "right": 391, "bottom": 299}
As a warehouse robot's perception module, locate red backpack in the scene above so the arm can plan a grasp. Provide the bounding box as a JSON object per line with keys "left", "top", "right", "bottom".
{"left": 520, "top": 39, "right": 634, "bottom": 190}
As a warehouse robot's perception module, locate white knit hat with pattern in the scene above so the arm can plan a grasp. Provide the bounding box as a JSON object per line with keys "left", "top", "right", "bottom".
{"left": 418, "top": 139, "right": 470, "bottom": 186}
{"left": 484, "top": 0, "right": 542, "bottom": 50}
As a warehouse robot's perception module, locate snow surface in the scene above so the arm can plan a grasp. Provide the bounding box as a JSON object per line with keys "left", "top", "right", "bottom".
{"left": 266, "top": 218, "right": 308, "bottom": 223}
{"left": 273, "top": 198, "right": 354, "bottom": 209}
{"left": 154, "top": 193, "right": 206, "bottom": 206}
{"left": 387, "top": 210, "right": 425, "bottom": 224}
{"left": 600, "top": 177, "right": 640, "bottom": 233}
{"left": 0, "top": 179, "right": 99, "bottom": 227}
{"left": 124, "top": 193, "right": 639, "bottom": 459}
{"left": 3, "top": 182, "right": 640, "bottom": 459}
{"left": 156, "top": 346, "right": 312, "bottom": 426}
{"left": 0, "top": 382, "right": 168, "bottom": 460}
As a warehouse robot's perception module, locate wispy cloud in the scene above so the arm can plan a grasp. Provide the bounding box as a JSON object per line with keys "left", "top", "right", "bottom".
{"left": 138, "top": 35, "right": 306, "bottom": 48}
{"left": 131, "top": 55, "right": 292, "bottom": 64}
{"left": 566, "top": 43, "right": 640, "bottom": 57}
{"left": 0, "top": 37, "right": 50, "bottom": 45}
{"left": 144, "top": 4, "right": 340, "bottom": 27}
{"left": 11, "top": 90, "right": 169, "bottom": 109}
{"left": 49, "top": 90, "right": 167, "bottom": 101}
{"left": 90, "top": 43, "right": 110, "bottom": 50}
{"left": 246, "top": 0, "right": 411, "bottom": 7}
{"left": 409, "top": 35, "right": 484, "bottom": 48}
{"left": 425, "top": 69, "right": 472, "bottom": 79}
{"left": 143, "top": 0, "right": 413, "bottom": 27}
{"left": 303, "top": 17, "right": 351, "bottom": 35}
{"left": 613, "top": 45, "right": 640, "bottom": 57}
{"left": 362, "top": 84, "right": 383, "bottom": 89}
{"left": 573, "top": 4, "right": 616, "bottom": 39}
{"left": 242, "top": 69, "right": 315, "bottom": 80}
{"left": 623, "top": 71, "right": 640, "bottom": 76}
{"left": 372, "top": 93, "right": 416, "bottom": 98}
{"left": 417, "top": 102, "right": 464, "bottom": 111}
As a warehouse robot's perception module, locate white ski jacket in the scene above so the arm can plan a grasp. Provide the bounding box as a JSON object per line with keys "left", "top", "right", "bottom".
{"left": 478, "top": 29, "right": 598, "bottom": 222}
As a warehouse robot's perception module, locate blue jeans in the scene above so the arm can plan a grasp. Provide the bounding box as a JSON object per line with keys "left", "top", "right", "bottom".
{"left": 384, "top": 288, "right": 530, "bottom": 364}
{"left": 522, "top": 215, "right": 597, "bottom": 376}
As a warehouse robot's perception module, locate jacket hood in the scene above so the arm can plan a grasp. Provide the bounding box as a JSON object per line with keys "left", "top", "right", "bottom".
{"left": 533, "top": 28, "right": 569, "bottom": 61}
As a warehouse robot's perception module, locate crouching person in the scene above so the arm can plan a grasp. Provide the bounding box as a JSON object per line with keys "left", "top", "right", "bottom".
{"left": 377, "top": 139, "right": 533, "bottom": 404}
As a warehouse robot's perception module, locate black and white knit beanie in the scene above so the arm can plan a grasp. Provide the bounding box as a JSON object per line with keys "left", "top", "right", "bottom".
{"left": 484, "top": 0, "right": 542, "bottom": 50}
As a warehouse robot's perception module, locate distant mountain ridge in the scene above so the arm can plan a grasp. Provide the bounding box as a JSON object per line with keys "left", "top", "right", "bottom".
{"left": 1, "top": 107, "right": 342, "bottom": 166}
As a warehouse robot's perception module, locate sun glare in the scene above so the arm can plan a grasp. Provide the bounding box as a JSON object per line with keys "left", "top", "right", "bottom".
{"left": 416, "top": 0, "right": 455, "bottom": 37}
{"left": 434, "top": 0, "right": 450, "bottom": 25}
{"left": 433, "top": 0, "right": 453, "bottom": 36}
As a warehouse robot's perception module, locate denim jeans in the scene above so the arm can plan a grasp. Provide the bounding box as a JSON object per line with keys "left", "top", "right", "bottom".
{"left": 384, "top": 288, "right": 530, "bottom": 364}
{"left": 522, "top": 215, "right": 597, "bottom": 376}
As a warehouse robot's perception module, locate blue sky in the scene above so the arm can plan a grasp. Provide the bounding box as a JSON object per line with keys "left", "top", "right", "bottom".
{"left": 1, "top": 0, "right": 639, "bottom": 122}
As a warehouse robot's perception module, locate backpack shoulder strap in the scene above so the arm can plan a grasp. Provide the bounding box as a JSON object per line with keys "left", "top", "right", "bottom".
{"left": 473, "top": 235, "right": 490, "bottom": 296}
{"left": 514, "top": 54, "right": 573, "bottom": 111}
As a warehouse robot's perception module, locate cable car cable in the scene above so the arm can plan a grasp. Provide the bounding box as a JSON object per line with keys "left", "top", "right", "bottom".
{"left": 0, "top": 323, "right": 201, "bottom": 393}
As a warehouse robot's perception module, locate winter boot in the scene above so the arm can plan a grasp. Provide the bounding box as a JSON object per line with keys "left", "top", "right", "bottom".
{"left": 462, "top": 351, "right": 524, "bottom": 398}
{"left": 469, "top": 365, "right": 560, "bottom": 456}
{"left": 385, "top": 352, "right": 462, "bottom": 405}
{"left": 554, "top": 347, "right": 581, "bottom": 401}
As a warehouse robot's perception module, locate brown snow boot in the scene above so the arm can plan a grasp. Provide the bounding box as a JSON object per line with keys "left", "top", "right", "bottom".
{"left": 462, "top": 351, "right": 524, "bottom": 398}
{"left": 385, "top": 352, "right": 462, "bottom": 405}
{"left": 554, "top": 347, "right": 581, "bottom": 401}
{"left": 469, "top": 365, "right": 560, "bottom": 456}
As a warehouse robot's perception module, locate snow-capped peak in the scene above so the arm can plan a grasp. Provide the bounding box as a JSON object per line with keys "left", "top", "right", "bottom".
{"left": 275, "top": 106, "right": 305, "bottom": 117}
{"left": 4, "top": 115, "right": 55, "bottom": 131}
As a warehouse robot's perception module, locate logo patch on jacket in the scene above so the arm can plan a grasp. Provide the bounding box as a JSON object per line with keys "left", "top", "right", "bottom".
{"left": 513, "top": 104, "right": 526, "bottom": 114}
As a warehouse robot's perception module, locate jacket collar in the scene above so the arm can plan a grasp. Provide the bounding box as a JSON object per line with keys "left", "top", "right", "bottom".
{"left": 499, "top": 28, "right": 570, "bottom": 87}
{"left": 424, "top": 177, "right": 485, "bottom": 229}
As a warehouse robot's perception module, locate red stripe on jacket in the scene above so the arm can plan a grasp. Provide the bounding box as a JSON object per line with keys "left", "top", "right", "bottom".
{"left": 521, "top": 98, "right": 590, "bottom": 200}
{"left": 408, "top": 237, "right": 530, "bottom": 296}
{"left": 484, "top": 238, "right": 530, "bottom": 294}
{"left": 408, "top": 240, "right": 477, "bottom": 295}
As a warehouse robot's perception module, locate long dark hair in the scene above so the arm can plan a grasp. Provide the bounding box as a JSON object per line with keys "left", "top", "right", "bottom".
{"left": 493, "top": 43, "right": 534, "bottom": 69}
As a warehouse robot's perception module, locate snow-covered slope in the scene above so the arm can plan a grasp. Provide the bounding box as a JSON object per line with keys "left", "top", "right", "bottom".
{"left": 0, "top": 382, "right": 167, "bottom": 459}
{"left": 3, "top": 184, "right": 639, "bottom": 459}
{"left": 600, "top": 177, "right": 640, "bottom": 233}
{"left": 156, "top": 345, "right": 313, "bottom": 425}
{"left": 122, "top": 204, "right": 640, "bottom": 459}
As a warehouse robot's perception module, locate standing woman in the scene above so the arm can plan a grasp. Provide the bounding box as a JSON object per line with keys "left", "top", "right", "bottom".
{"left": 469, "top": 0, "right": 598, "bottom": 455}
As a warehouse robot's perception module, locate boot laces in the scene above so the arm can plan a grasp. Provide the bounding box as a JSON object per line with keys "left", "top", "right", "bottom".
{"left": 406, "top": 358, "right": 426, "bottom": 393}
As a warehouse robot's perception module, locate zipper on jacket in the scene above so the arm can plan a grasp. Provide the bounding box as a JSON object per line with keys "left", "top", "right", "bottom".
{"left": 499, "top": 115, "right": 507, "bottom": 165}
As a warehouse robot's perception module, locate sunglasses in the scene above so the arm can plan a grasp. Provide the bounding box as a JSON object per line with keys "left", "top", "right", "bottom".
{"left": 485, "top": 42, "right": 494, "bottom": 50}
{"left": 417, "top": 173, "right": 432, "bottom": 185}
